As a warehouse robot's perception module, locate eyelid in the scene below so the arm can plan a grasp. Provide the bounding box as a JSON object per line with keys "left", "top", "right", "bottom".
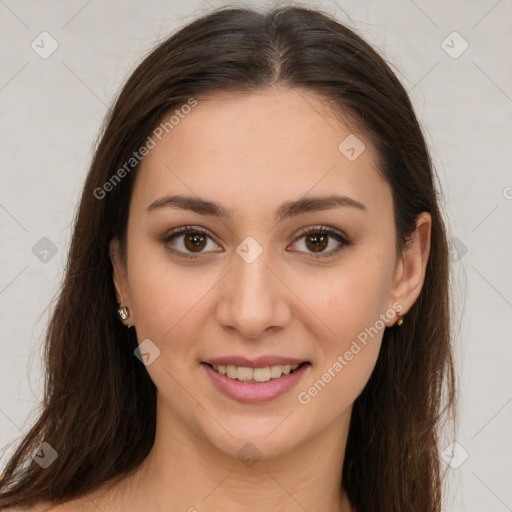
{"left": 292, "top": 224, "right": 348, "bottom": 241}
{"left": 163, "top": 225, "right": 217, "bottom": 243}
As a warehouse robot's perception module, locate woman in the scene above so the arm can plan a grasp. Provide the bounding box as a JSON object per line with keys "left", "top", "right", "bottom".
{"left": 0, "top": 4, "right": 455, "bottom": 511}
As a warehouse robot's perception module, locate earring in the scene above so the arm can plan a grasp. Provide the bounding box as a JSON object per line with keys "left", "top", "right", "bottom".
{"left": 117, "top": 306, "right": 129, "bottom": 321}
{"left": 114, "top": 280, "right": 135, "bottom": 327}
{"left": 117, "top": 305, "right": 134, "bottom": 328}
{"left": 396, "top": 312, "right": 404, "bottom": 326}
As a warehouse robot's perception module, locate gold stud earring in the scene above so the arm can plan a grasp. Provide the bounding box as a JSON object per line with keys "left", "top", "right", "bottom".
{"left": 396, "top": 312, "right": 404, "bottom": 326}
{"left": 117, "top": 305, "right": 134, "bottom": 328}
{"left": 117, "top": 306, "right": 129, "bottom": 321}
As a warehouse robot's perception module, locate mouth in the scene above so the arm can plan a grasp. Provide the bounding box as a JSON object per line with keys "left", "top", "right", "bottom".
{"left": 204, "top": 361, "right": 309, "bottom": 384}
{"left": 201, "top": 360, "right": 311, "bottom": 404}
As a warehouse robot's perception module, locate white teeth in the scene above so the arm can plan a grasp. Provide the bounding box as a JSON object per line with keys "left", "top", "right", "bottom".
{"left": 270, "top": 365, "right": 284, "bottom": 378}
{"left": 211, "top": 363, "right": 302, "bottom": 383}
{"left": 226, "top": 365, "right": 237, "bottom": 379}
{"left": 236, "top": 366, "right": 253, "bottom": 381}
{"left": 253, "top": 367, "right": 271, "bottom": 382}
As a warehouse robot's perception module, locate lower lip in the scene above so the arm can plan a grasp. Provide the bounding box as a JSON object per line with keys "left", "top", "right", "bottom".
{"left": 201, "top": 362, "right": 310, "bottom": 404}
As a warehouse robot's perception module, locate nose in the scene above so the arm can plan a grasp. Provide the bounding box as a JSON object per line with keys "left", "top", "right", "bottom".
{"left": 215, "top": 247, "right": 292, "bottom": 340}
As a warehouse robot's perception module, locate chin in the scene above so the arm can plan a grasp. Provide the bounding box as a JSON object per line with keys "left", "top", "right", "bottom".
{"left": 197, "top": 414, "right": 310, "bottom": 464}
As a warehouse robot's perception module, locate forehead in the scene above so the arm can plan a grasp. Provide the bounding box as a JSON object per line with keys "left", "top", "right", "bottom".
{"left": 132, "top": 86, "right": 392, "bottom": 221}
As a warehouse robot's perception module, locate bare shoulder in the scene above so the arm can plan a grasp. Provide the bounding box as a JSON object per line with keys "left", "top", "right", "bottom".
{"left": 2, "top": 477, "right": 129, "bottom": 512}
{"left": 3, "top": 499, "right": 85, "bottom": 511}
{"left": 1, "top": 502, "right": 50, "bottom": 512}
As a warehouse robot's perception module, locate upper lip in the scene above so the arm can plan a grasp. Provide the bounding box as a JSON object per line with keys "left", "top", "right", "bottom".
{"left": 204, "top": 356, "right": 309, "bottom": 368}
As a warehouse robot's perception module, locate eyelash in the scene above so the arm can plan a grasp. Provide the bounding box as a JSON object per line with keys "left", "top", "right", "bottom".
{"left": 162, "top": 225, "right": 350, "bottom": 260}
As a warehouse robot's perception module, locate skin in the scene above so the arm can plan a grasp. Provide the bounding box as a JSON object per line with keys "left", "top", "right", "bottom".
{"left": 28, "top": 85, "right": 430, "bottom": 512}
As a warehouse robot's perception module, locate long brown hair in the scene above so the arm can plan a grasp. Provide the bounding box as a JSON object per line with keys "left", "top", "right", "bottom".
{"left": 0, "top": 5, "right": 455, "bottom": 511}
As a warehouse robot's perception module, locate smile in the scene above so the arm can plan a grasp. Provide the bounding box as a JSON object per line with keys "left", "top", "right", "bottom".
{"left": 201, "top": 361, "right": 311, "bottom": 403}
{"left": 209, "top": 362, "right": 305, "bottom": 383}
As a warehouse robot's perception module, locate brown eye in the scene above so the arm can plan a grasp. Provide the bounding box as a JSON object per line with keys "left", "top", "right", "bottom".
{"left": 163, "top": 226, "right": 222, "bottom": 259}
{"left": 289, "top": 226, "right": 349, "bottom": 259}
{"left": 183, "top": 233, "right": 207, "bottom": 252}
{"left": 304, "top": 233, "right": 329, "bottom": 253}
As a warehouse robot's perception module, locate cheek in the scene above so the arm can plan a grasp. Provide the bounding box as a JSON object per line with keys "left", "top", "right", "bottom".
{"left": 126, "top": 243, "right": 210, "bottom": 347}
{"left": 293, "top": 252, "right": 392, "bottom": 341}
{"left": 295, "top": 278, "right": 386, "bottom": 418}
{"left": 292, "top": 253, "right": 391, "bottom": 401}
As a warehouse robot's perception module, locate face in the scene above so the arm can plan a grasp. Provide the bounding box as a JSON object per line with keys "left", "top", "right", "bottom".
{"left": 110, "top": 85, "right": 430, "bottom": 463}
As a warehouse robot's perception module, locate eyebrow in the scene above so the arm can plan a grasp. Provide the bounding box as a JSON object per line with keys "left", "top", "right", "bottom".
{"left": 146, "top": 193, "right": 367, "bottom": 221}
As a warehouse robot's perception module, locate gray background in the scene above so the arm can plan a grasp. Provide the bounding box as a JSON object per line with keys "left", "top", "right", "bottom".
{"left": 1, "top": 1, "right": 511, "bottom": 510}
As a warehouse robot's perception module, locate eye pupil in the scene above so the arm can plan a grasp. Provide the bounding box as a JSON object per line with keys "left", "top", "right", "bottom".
{"left": 306, "top": 233, "right": 328, "bottom": 252}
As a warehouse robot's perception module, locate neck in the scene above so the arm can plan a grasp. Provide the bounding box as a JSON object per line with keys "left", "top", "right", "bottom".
{"left": 98, "top": 396, "right": 354, "bottom": 512}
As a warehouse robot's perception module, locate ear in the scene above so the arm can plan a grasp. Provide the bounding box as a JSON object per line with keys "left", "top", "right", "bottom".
{"left": 387, "top": 212, "right": 431, "bottom": 325}
{"left": 109, "top": 237, "right": 133, "bottom": 315}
